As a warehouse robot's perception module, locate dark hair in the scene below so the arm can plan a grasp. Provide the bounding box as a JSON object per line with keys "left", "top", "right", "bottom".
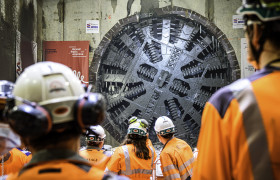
{"left": 0, "top": 109, "right": 4, "bottom": 122}
{"left": 262, "top": 20, "right": 280, "bottom": 47}
{"left": 22, "top": 122, "right": 82, "bottom": 151}
{"left": 87, "top": 141, "right": 102, "bottom": 147}
{"left": 161, "top": 133, "right": 174, "bottom": 139}
{"left": 245, "top": 15, "right": 280, "bottom": 47}
{"left": 121, "top": 134, "right": 151, "bottom": 160}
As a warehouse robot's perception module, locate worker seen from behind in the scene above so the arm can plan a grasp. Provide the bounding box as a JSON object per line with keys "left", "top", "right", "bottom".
{"left": 155, "top": 116, "right": 194, "bottom": 180}
{"left": 106, "top": 117, "right": 157, "bottom": 180}
{"left": 0, "top": 80, "right": 21, "bottom": 156}
{"left": 0, "top": 80, "right": 28, "bottom": 178}
{"left": 128, "top": 116, "right": 156, "bottom": 154}
{"left": 192, "top": 0, "right": 280, "bottom": 179}
{"left": 80, "top": 125, "right": 111, "bottom": 170}
{"left": 5, "top": 62, "right": 126, "bottom": 180}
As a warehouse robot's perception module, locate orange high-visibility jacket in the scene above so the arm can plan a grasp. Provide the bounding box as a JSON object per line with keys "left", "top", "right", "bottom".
{"left": 16, "top": 148, "right": 32, "bottom": 162}
{"left": 193, "top": 66, "right": 280, "bottom": 180}
{"left": 160, "top": 137, "right": 195, "bottom": 180}
{"left": 79, "top": 147, "right": 111, "bottom": 170}
{"left": 0, "top": 148, "right": 31, "bottom": 175}
{"left": 106, "top": 143, "right": 157, "bottom": 180}
{"left": 7, "top": 149, "right": 105, "bottom": 180}
{"left": 147, "top": 139, "right": 155, "bottom": 153}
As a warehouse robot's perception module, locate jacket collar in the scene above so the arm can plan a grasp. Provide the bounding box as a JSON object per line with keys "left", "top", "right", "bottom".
{"left": 162, "top": 136, "right": 175, "bottom": 150}
{"left": 28, "top": 149, "right": 88, "bottom": 165}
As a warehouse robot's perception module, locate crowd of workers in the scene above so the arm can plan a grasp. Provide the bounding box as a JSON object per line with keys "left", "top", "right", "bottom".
{"left": 0, "top": 66, "right": 194, "bottom": 180}
{"left": 0, "top": 0, "right": 280, "bottom": 179}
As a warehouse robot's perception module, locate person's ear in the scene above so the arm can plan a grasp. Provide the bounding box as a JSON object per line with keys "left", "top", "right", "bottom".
{"left": 252, "top": 24, "right": 263, "bottom": 51}
{"left": 246, "top": 24, "right": 262, "bottom": 70}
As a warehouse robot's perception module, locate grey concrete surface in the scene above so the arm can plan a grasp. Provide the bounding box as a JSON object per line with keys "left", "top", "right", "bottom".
{"left": 0, "top": 0, "right": 43, "bottom": 82}
{"left": 42, "top": 0, "right": 243, "bottom": 68}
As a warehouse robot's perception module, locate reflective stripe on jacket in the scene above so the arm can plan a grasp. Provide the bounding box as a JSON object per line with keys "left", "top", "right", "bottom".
{"left": 193, "top": 67, "right": 280, "bottom": 180}
{"left": 106, "top": 143, "right": 156, "bottom": 180}
{"left": 160, "top": 137, "right": 194, "bottom": 180}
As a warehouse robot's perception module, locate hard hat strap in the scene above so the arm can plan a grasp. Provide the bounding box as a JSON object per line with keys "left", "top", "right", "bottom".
{"left": 127, "top": 128, "right": 147, "bottom": 136}
{"left": 158, "top": 127, "right": 175, "bottom": 135}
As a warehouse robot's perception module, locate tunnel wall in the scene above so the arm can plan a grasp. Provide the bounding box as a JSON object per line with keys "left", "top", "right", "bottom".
{"left": 42, "top": 0, "right": 243, "bottom": 71}
{"left": 0, "top": 0, "right": 43, "bottom": 82}
{"left": 0, "top": 0, "right": 243, "bottom": 147}
{"left": 42, "top": 0, "right": 244, "bottom": 147}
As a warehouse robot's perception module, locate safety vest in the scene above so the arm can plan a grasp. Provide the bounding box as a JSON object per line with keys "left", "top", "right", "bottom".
{"left": 193, "top": 66, "right": 280, "bottom": 180}
{"left": 79, "top": 147, "right": 111, "bottom": 170}
{"left": 16, "top": 148, "right": 31, "bottom": 157}
{"left": 147, "top": 139, "right": 156, "bottom": 154}
{"left": 0, "top": 148, "right": 31, "bottom": 176}
{"left": 106, "top": 143, "right": 156, "bottom": 180}
{"left": 160, "top": 137, "right": 194, "bottom": 180}
{"left": 16, "top": 148, "right": 32, "bottom": 162}
{"left": 6, "top": 149, "right": 105, "bottom": 180}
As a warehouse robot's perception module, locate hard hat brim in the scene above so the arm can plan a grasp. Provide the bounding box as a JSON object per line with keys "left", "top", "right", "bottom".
{"left": 237, "top": 5, "right": 280, "bottom": 22}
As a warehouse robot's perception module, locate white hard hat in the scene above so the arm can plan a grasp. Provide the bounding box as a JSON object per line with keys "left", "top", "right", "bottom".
{"left": 13, "top": 61, "right": 85, "bottom": 124}
{"left": 154, "top": 116, "right": 175, "bottom": 135}
{"left": 127, "top": 120, "right": 147, "bottom": 136}
{"left": 86, "top": 125, "right": 106, "bottom": 142}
